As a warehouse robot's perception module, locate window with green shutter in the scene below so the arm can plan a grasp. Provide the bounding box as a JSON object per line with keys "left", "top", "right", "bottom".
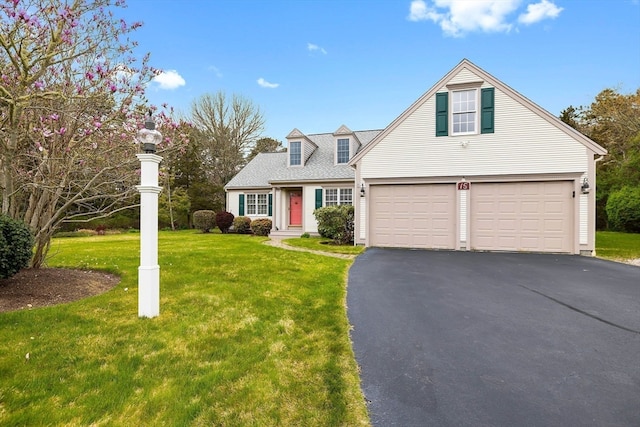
{"left": 315, "top": 188, "right": 323, "bottom": 209}
{"left": 481, "top": 87, "right": 494, "bottom": 134}
{"left": 268, "top": 194, "right": 273, "bottom": 216}
{"left": 435, "top": 92, "right": 448, "bottom": 137}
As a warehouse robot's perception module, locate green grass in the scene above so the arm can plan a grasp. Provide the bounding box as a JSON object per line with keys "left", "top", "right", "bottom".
{"left": 0, "top": 231, "right": 369, "bottom": 426}
{"left": 596, "top": 231, "right": 640, "bottom": 261}
{"left": 283, "top": 237, "right": 366, "bottom": 256}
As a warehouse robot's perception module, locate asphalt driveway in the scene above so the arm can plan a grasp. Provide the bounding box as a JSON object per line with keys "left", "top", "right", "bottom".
{"left": 347, "top": 249, "right": 640, "bottom": 427}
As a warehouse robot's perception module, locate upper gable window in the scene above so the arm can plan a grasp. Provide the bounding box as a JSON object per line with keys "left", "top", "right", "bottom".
{"left": 436, "top": 87, "right": 494, "bottom": 137}
{"left": 337, "top": 138, "right": 350, "bottom": 164}
{"left": 289, "top": 141, "right": 301, "bottom": 166}
{"left": 452, "top": 89, "right": 477, "bottom": 135}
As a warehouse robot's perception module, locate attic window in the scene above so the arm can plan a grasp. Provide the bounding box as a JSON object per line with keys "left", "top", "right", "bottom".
{"left": 452, "top": 89, "right": 477, "bottom": 135}
{"left": 337, "top": 138, "right": 350, "bottom": 164}
{"left": 289, "top": 141, "right": 301, "bottom": 166}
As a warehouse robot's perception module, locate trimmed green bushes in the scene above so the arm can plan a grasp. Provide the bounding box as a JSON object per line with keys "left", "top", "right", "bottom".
{"left": 233, "top": 216, "right": 252, "bottom": 234}
{"left": 0, "top": 215, "right": 34, "bottom": 279}
{"left": 314, "top": 205, "right": 354, "bottom": 245}
{"left": 250, "top": 218, "right": 272, "bottom": 236}
{"left": 216, "top": 211, "right": 235, "bottom": 234}
{"left": 193, "top": 210, "right": 216, "bottom": 233}
{"left": 606, "top": 186, "right": 640, "bottom": 233}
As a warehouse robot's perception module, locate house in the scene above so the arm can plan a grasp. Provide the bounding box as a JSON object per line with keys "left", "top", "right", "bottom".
{"left": 225, "top": 59, "right": 606, "bottom": 255}
{"left": 224, "top": 126, "right": 381, "bottom": 237}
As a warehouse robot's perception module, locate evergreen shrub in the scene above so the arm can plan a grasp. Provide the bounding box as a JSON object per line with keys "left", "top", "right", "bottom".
{"left": 313, "top": 205, "right": 354, "bottom": 245}
{"left": 606, "top": 186, "right": 640, "bottom": 233}
{"left": 233, "top": 216, "right": 252, "bottom": 234}
{"left": 0, "top": 215, "right": 34, "bottom": 279}
{"left": 250, "top": 218, "right": 272, "bottom": 236}
{"left": 193, "top": 210, "right": 216, "bottom": 233}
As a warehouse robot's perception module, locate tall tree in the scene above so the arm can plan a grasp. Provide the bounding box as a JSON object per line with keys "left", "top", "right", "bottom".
{"left": 0, "top": 0, "right": 188, "bottom": 266}
{"left": 561, "top": 88, "right": 640, "bottom": 229}
{"left": 189, "top": 92, "right": 265, "bottom": 205}
{"left": 246, "top": 137, "right": 284, "bottom": 162}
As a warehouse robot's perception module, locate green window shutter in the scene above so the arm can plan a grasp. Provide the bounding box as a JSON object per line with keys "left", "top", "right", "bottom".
{"left": 435, "top": 92, "right": 448, "bottom": 137}
{"left": 315, "top": 189, "right": 323, "bottom": 209}
{"left": 268, "top": 193, "right": 273, "bottom": 216}
{"left": 239, "top": 194, "right": 245, "bottom": 216}
{"left": 481, "top": 88, "right": 495, "bottom": 134}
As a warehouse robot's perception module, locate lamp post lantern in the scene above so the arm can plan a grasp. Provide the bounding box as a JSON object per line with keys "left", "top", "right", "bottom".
{"left": 136, "top": 111, "right": 163, "bottom": 318}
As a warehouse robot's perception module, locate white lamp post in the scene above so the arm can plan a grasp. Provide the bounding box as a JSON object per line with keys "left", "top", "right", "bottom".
{"left": 136, "top": 112, "right": 163, "bottom": 318}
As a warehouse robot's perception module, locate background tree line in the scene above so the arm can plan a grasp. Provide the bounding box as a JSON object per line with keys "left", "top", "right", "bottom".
{"left": 560, "top": 88, "right": 640, "bottom": 232}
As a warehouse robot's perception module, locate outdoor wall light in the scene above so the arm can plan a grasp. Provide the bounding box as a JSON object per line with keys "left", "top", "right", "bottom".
{"left": 360, "top": 183, "right": 365, "bottom": 197}
{"left": 136, "top": 111, "right": 162, "bottom": 154}
{"left": 581, "top": 177, "right": 590, "bottom": 193}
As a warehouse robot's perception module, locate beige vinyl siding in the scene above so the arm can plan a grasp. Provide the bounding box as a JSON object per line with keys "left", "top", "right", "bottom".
{"left": 303, "top": 186, "right": 320, "bottom": 233}
{"left": 459, "top": 189, "right": 468, "bottom": 244}
{"left": 580, "top": 193, "right": 588, "bottom": 245}
{"left": 227, "top": 190, "right": 241, "bottom": 217}
{"left": 360, "top": 83, "right": 588, "bottom": 180}
{"left": 359, "top": 196, "right": 366, "bottom": 239}
{"left": 444, "top": 68, "right": 482, "bottom": 86}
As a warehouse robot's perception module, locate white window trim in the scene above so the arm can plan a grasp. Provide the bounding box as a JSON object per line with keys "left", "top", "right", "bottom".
{"left": 246, "top": 192, "right": 269, "bottom": 216}
{"left": 324, "top": 188, "right": 353, "bottom": 206}
{"left": 336, "top": 138, "right": 350, "bottom": 164}
{"left": 289, "top": 141, "right": 302, "bottom": 167}
{"left": 451, "top": 88, "right": 478, "bottom": 136}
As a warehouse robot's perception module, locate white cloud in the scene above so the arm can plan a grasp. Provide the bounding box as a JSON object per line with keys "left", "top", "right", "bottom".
{"left": 208, "top": 65, "right": 223, "bottom": 78}
{"left": 307, "top": 42, "right": 327, "bottom": 54}
{"left": 152, "top": 70, "right": 186, "bottom": 90}
{"left": 257, "top": 78, "right": 279, "bottom": 89}
{"left": 518, "top": 0, "right": 563, "bottom": 25}
{"left": 408, "top": 0, "right": 563, "bottom": 37}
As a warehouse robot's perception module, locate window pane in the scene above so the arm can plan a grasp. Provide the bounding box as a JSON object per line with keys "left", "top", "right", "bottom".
{"left": 325, "top": 189, "right": 338, "bottom": 206}
{"left": 340, "top": 188, "right": 353, "bottom": 205}
{"left": 290, "top": 141, "right": 301, "bottom": 166}
{"left": 247, "top": 194, "right": 256, "bottom": 215}
{"left": 337, "top": 138, "right": 350, "bottom": 164}
{"left": 452, "top": 89, "right": 476, "bottom": 134}
{"left": 257, "top": 194, "right": 267, "bottom": 215}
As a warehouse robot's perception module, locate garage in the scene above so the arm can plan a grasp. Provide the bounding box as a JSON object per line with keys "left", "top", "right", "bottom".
{"left": 369, "top": 184, "right": 456, "bottom": 249}
{"left": 470, "top": 181, "right": 574, "bottom": 253}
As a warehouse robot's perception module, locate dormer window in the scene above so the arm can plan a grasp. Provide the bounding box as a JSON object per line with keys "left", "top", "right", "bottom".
{"left": 289, "top": 141, "right": 301, "bottom": 166}
{"left": 337, "top": 138, "right": 350, "bottom": 164}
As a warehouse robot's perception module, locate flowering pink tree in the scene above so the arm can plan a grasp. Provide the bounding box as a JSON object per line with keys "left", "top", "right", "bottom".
{"left": 0, "top": 0, "right": 188, "bottom": 267}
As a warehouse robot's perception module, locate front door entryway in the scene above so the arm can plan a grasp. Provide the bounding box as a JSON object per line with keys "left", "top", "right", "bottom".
{"left": 289, "top": 192, "right": 302, "bottom": 226}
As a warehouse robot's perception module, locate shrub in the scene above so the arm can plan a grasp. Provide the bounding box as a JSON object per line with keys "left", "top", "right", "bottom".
{"left": 233, "top": 216, "right": 252, "bottom": 234}
{"left": 606, "top": 186, "right": 640, "bottom": 233}
{"left": 314, "top": 205, "right": 354, "bottom": 245}
{"left": 251, "top": 218, "right": 272, "bottom": 236}
{"left": 193, "top": 210, "right": 216, "bottom": 233}
{"left": 0, "top": 215, "right": 34, "bottom": 279}
{"left": 301, "top": 232, "right": 311, "bottom": 238}
{"left": 216, "top": 211, "right": 235, "bottom": 234}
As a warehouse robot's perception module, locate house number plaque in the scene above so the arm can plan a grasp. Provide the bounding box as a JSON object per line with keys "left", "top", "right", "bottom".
{"left": 457, "top": 182, "right": 470, "bottom": 190}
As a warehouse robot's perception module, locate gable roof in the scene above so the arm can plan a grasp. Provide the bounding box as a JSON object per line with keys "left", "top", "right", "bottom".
{"left": 349, "top": 59, "right": 606, "bottom": 166}
{"left": 225, "top": 129, "right": 381, "bottom": 189}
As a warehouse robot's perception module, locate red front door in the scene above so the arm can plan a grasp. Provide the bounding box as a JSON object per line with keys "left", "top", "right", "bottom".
{"left": 289, "top": 192, "right": 302, "bottom": 226}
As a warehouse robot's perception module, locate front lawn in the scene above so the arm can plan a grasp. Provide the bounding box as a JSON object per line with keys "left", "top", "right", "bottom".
{"left": 596, "top": 231, "right": 640, "bottom": 261}
{"left": 0, "top": 231, "right": 369, "bottom": 426}
{"left": 283, "top": 237, "right": 366, "bottom": 256}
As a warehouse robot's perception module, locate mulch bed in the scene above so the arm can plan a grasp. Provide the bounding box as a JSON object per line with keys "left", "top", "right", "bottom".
{"left": 0, "top": 268, "right": 120, "bottom": 313}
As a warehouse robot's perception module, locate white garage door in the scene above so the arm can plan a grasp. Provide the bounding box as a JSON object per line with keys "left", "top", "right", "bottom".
{"left": 471, "top": 181, "right": 574, "bottom": 253}
{"left": 370, "top": 184, "right": 456, "bottom": 249}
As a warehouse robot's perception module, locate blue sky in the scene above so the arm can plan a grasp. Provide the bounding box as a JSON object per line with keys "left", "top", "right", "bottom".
{"left": 120, "top": 0, "right": 640, "bottom": 142}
